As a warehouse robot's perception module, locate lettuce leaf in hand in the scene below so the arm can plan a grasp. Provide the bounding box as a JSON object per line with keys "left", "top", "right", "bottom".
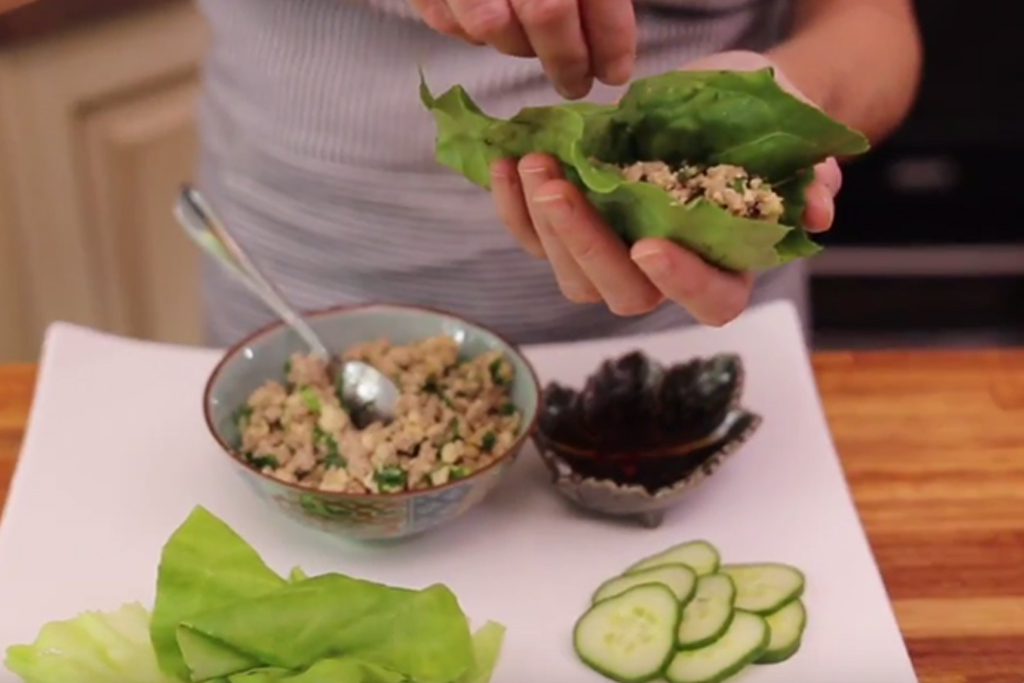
{"left": 420, "top": 68, "right": 870, "bottom": 272}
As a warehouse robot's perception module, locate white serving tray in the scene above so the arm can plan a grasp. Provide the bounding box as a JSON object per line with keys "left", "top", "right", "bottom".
{"left": 0, "top": 301, "right": 917, "bottom": 682}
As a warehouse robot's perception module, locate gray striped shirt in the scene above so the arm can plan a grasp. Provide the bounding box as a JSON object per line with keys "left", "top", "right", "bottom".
{"left": 194, "top": 0, "right": 807, "bottom": 347}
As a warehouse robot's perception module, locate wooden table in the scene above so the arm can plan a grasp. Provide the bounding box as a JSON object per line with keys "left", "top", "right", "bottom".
{"left": 2, "top": 353, "right": 1024, "bottom": 681}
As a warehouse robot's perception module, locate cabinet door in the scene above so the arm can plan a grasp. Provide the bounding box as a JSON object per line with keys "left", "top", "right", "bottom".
{"left": 0, "top": 1, "right": 207, "bottom": 361}
{"left": 81, "top": 77, "right": 203, "bottom": 346}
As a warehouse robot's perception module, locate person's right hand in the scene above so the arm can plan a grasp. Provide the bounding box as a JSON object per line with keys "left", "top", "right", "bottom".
{"left": 410, "top": 0, "right": 636, "bottom": 99}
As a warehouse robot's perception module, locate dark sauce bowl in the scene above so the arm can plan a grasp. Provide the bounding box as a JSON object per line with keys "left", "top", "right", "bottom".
{"left": 532, "top": 350, "right": 762, "bottom": 528}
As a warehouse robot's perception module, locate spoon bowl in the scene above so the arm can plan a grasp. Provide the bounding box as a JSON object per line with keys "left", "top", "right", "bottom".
{"left": 173, "top": 184, "right": 399, "bottom": 425}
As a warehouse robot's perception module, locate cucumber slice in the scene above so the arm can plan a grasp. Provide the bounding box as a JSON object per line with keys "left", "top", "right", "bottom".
{"left": 664, "top": 611, "right": 769, "bottom": 683}
{"left": 626, "top": 541, "right": 721, "bottom": 577}
{"left": 756, "top": 599, "right": 807, "bottom": 664}
{"left": 593, "top": 564, "right": 698, "bottom": 606}
{"left": 720, "top": 563, "right": 805, "bottom": 615}
{"left": 677, "top": 573, "right": 736, "bottom": 650}
{"left": 573, "top": 584, "right": 681, "bottom": 683}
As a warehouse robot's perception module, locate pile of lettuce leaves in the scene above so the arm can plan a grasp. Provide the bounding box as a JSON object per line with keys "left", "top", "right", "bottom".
{"left": 420, "top": 68, "right": 870, "bottom": 272}
{"left": 4, "top": 507, "right": 505, "bottom": 683}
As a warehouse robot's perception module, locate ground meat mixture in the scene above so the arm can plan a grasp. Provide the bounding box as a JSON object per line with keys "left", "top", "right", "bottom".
{"left": 233, "top": 336, "right": 522, "bottom": 494}
{"left": 620, "top": 161, "right": 785, "bottom": 222}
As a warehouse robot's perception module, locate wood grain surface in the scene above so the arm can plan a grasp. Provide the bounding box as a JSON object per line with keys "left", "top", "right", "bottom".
{"left": 2, "top": 352, "right": 1024, "bottom": 682}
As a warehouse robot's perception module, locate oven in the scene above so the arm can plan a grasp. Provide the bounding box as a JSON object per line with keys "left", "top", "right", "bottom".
{"left": 810, "top": 0, "right": 1024, "bottom": 348}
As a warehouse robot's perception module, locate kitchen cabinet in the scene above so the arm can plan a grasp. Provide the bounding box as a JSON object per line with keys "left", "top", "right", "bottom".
{"left": 0, "top": 0, "right": 207, "bottom": 362}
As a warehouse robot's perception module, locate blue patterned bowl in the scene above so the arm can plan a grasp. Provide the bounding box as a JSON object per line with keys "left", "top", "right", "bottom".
{"left": 203, "top": 303, "right": 541, "bottom": 541}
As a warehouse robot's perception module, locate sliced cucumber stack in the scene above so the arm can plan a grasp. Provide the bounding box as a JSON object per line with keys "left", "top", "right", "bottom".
{"left": 626, "top": 540, "right": 721, "bottom": 577}
{"left": 720, "top": 563, "right": 805, "bottom": 615}
{"left": 756, "top": 599, "right": 807, "bottom": 664}
{"left": 593, "top": 564, "right": 698, "bottom": 606}
{"left": 574, "top": 583, "right": 681, "bottom": 683}
{"left": 677, "top": 574, "right": 736, "bottom": 650}
{"left": 574, "top": 540, "right": 809, "bottom": 683}
{"left": 665, "top": 611, "right": 769, "bottom": 683}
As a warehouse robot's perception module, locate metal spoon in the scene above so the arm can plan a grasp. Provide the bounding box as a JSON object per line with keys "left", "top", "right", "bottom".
{"left": 174, "top": 183, "right": 399, "bottom": 426}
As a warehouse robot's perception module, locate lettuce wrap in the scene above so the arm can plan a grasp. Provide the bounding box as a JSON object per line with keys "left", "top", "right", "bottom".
{"left": 420, "top": 68, "right": 870, "bottom": 272}
{"left": 5, "top": 507, "right": 505, "bottom": 683}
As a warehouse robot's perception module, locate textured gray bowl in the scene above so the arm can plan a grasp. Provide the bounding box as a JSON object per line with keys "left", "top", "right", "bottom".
{"left": 203, "top": 303, "right": 541, "bottom": 541}
{"left": 532, "top": 350, "right": 762, "bottom": 528}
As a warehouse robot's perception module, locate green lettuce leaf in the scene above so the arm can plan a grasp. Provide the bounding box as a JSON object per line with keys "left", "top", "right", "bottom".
{"left": 150, "top": 507, "right": 288, "bottom": 681}
{"left": 5, "top": 507, "right": 505, "bottom": 683}
{"left": 420, "top": 68, "right": 870, "bottom": 272}
{"left": 174, "top": 576, "right": 475, "bottom": 682}
{"left": 4, "top": 602, "right": 177, "bottom": 683}
{"left": 455, "top": 623, "right": 505, "bottom": 683}
{"left": 222, "top": 658, "right": 406, "bottom": 682}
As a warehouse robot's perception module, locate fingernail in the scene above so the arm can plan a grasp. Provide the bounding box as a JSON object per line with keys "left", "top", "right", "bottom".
{"left": 809, "top": 184, "right": 834, "bottom": 230}
{"left": 556, "top": 75, "right": 593, "bottom": 101}
{"left": 632, "top": 246, "right": 669, "bottom": 275}
{"left": 602, "top": 54, "right": 635, "bottom": 85}
{"left": 534, "top": 194, "right": 573, "bottom": 224}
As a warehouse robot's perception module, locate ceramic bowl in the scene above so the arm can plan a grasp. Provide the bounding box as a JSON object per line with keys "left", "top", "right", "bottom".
{"left": 532, "top": 350, "right": 762, "bottom": 528}
{"left": 203, "top": 303, "right": 541, "bottom": 541}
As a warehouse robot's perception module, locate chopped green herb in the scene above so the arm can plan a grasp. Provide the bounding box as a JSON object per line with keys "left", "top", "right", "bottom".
{"left": 448, "top": 416, "right": 461, "bottom": 440}
{"left": 374, "top": 466, "right": 408, "bottom": 492}
{"left": 488, "top": 358, "right": 510, "bottom": 386}
{"left": 481, "top": 431, "right": 497, "bottom": 452}
{"left": 299, "top": 386, "right": 321, "bottom": 413}
{"left": 245, "top": 453, "right": 279, "bottom": 470}
{"left": 423, "top": 375, "right": 455, "bottom": 408}
{"left": 729, "top": 178, "right": 747, "bottom": 193}
{"left": 314, "top": 427, "right": 344, "bottom": 467}
{"left": 283, "top": 359, "right": 292, "bottom": 376}
{"left": 499, "top": 402, "right": 517, "bottom": 416}
{"left": 233, "top": 403, "right": 253, "bottom": 426}
{"left": 451, "top": 466, "right": 471, "bottom": 480}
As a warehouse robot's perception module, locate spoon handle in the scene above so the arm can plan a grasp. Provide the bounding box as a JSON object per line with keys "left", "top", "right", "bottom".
{"left": 174, "top": 184, "right": 331, "bottom": 358}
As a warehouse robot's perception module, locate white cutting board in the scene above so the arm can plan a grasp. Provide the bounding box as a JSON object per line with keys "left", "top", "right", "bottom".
{"left": 0, "top": 301, "right": 917, "bottom": 682}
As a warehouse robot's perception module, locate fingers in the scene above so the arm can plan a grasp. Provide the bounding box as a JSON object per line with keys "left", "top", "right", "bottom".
{"left": 408, "top": 0, "right": 476, "bottom": 42}
{"left": 530, "top": 177, "right": 664, "bottom": 315}
{"left": 509, "top": 0, "right": 592, "bottom": 99}
{"left": 491, "top": 158, "right": 545, "bottom": 258}
{"left": 444, "top": 0, "right": 533, "bottom": 56}
{"left": 802, "top": 158, "right": 843, "bottom": 232}
{"left": 815, "top": 158, "right": 842, "bottom": 196}
{"left": 631, "top": 239, "right": 754, "bottom": 327}
{"left": 517, "top": 155, "right": 601, "bottom": 302}
{"left": 803, "top": 182, "right": 835, "bottom": 232}
{"left": 418, "top": 0, "right": 635, "bottom": 99}
{"left": 493, "top": 154, "right": 755, "bottom": 325}
{"left": 579, "top": 0, "right": 636, "bottom": 85}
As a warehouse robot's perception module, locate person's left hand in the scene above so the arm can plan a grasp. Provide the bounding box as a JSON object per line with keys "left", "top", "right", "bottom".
{"left": 489, "top": 51, "right": 843, "bottom": 326}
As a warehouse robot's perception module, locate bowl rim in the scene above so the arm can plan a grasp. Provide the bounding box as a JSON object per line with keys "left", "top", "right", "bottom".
{"left": 202, "top": 301, "right": 543, "bottom": 500}
{"left": 533, "top": 350, "right": 747, "bottom": 459}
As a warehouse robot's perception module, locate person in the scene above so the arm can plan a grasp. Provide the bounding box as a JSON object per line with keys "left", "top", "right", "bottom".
{"left": 4, "top": 0, "right": 924, "bottom": 347}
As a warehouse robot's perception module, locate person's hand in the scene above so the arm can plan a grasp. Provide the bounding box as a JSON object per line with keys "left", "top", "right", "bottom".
{"left": 409, "top": 0, "right": 636, "bottom": 99}
{"left": 489, "top": 51, "right": 843, "bottom": 326}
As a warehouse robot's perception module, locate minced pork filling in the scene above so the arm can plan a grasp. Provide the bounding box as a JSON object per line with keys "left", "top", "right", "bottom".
{"left": 620, "top": 161, "right": 785, "bottom": 222}
{"left": 234, "top": 336, "right": 522, "bottom": 495}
